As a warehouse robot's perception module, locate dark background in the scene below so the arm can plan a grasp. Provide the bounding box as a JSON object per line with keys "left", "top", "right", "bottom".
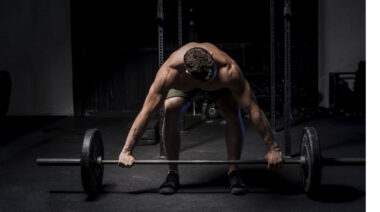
{"left": 0, "top": 1, "right": 367, "bottom": 211}
{"left": 0, "top": 0, "right": 365, "bottom": 119}
{"left": 70, "top": 0, "right": 318, "bottom": 118}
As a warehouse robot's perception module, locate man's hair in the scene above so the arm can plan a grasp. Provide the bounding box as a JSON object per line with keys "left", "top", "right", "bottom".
{"left": 184, "top": 47, "right": 215, "bottom": 81}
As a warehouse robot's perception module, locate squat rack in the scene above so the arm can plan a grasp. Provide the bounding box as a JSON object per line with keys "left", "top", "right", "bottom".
{"left": 156, "top": 0, "right": 294, "bottom": 158}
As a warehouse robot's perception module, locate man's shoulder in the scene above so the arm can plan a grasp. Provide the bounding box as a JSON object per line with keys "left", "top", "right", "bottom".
{"left": 219, "top": 64, "right": 244, "bottom": 85}
{"left": 158, "top": 66, "right": 179, "bottom": 84}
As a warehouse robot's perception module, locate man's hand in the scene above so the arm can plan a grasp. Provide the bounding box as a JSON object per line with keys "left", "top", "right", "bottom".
{"left": 118, "top": 151, "right": 135, "bottom": 168}
{"left": 264, "top": 149, "right": 284, "bottom": 169}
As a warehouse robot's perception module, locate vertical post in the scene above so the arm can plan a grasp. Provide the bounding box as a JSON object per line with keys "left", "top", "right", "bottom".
{"left": 188, "top": 7, "right": 197, "bottom": 42}
{"left": 270, "top": 0, "right": 276, "bottom": 129}
{"left": 178, "top": 0, "right": 183, "bottom": 47}
{"left": 284, "top": 0, "right": 292, "bottom": 156}
{"left": 157, "top": 0, "right": 166, "bottom": 158}
{"left": 188, "top": 4, "right": 197, "bottom": 117}
{"left": 178, "top": 0, "right": 186, "bottom": 131}
{"left": 157, "top": 0, "right": 164, "bottom": 67}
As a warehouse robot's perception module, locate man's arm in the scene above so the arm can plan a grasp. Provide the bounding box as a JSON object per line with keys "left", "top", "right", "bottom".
{"left": 228, "top": 65, "right": 283, "bottom": 168}
{"left": 121, "top": 68, "right": 170, "bottom": 155}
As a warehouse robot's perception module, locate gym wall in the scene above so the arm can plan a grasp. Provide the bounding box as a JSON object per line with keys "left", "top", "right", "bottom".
{"left": 0, "top": 0, "right": 365, "bottom": 115}
{"left": 318, "top": 0, "right": 366, "bottom": 108}
{"left": 0, "top": 0, "right": 74, "bottom": 116}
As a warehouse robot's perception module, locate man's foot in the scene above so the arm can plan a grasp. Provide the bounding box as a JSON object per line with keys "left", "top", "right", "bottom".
{"left": 159, "top": 170, "right": 180, "bottom": 195}
{"left": 228, "top": 170, "right": 249, "bottom": 195}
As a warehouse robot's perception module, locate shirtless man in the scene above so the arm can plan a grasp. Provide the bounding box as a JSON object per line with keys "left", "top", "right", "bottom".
{"left": 118, "top": 42, "right": 283, "bottom": 195}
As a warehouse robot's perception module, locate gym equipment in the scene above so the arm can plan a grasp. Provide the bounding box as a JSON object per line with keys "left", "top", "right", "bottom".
{"left": 283, "top": 0, "right": 293, "bottom": 156}
{"left": 206, "top": 103, "right": 219, "bottom": 119}
{"left": 156, "top": 0, "right": 166, "bottom": 159}
{"left": 81, "top": 129, "right": 104, "bottom": 197}
{"left": 36, "top": 128, "right": 365, "bottom": 198}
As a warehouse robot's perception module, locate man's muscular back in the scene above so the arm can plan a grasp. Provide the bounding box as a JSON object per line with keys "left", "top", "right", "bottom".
{"left": 157, "top": 42, "right": 243, "bottom": 93}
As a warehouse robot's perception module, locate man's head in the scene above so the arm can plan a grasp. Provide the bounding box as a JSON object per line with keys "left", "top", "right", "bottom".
{"left": 184, "top": 47, "right": 216, "bottom": 81}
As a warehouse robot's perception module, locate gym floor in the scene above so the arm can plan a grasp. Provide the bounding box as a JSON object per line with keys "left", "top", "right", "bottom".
{"left": 0, "top": 115, "right": 365, "bottom": 211}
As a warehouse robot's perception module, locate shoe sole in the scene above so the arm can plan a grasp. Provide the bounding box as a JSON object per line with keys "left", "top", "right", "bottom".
{"left": 231, "top": 187, "right": 249, "bottom": 195}
{"left": 159, "top": 187, "right": 178, "bottom": 195}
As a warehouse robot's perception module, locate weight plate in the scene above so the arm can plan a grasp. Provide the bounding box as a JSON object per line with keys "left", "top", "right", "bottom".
{"left": 81, "top": 129, "right": 104, "bottom": 198}
{"left": 300, "top": 127, "right": 321, "bottom": 197}
{"left": 207, "top": 104, "right": 219, "bottom": 119}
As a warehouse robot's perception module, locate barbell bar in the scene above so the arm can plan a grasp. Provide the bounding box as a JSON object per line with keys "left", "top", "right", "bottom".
{"left": 36, "top": 127, "right": 365, "bottom": 198}
{"left": 37, "top": 158, "right": 304, "bottom": 165}
{"left": 36, "top": 157, "right": 364, "bottom": 166}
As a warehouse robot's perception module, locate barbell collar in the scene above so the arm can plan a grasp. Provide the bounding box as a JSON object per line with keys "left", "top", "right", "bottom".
{"left": 36, "top": 158, "right": 81, "bottom": 166}
{"left": 323, "top": 157, "right": 365, "bottom": 166}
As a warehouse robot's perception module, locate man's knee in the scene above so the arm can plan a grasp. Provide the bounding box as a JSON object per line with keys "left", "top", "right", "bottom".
{"left": 222, "top": 109, "right": 242, "bottom": 123}
{"left": 164, "top": 97, "right": 187, "bottom": 117}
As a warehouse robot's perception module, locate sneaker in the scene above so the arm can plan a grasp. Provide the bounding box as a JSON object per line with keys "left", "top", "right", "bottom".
{"left": 159, "top": 170, "right": 180, "bottom": 195}
{"left": 228, "top": 170, "right": 249, "bottom": 195}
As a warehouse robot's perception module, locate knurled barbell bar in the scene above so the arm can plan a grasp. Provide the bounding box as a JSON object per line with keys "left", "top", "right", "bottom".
{"left": 36, "top": 127, "right": 365, "bottom": 198}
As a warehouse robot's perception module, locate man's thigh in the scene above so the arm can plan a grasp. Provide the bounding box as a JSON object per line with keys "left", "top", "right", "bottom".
{"left": 166, "top": 88, "right": 200, "bottom": 102}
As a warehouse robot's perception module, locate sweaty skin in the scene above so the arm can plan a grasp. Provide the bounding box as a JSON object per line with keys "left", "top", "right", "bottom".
{"left": 118, "top": 42, "right": 283, "bottom": 169}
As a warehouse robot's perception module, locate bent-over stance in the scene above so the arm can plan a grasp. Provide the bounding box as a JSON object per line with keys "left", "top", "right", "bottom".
{"left": 118, "top": 42, "right": 283, "bottom": 195}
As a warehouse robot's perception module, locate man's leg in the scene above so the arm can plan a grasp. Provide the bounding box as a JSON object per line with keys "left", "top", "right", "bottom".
{"left": 216, "top": 94, "right": 248, "bottom": 195}
{"left": 216, "top": 95, "right": 245, "bottom": 173}
{"left": 159, "top": 97, "right": 191, "bottom": 195}
{"left": 162, "top": 97, "right": 190, "bottom": 171}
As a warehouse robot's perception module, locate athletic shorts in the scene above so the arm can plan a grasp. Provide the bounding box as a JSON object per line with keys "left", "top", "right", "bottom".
{"left": 166, "top": 88, "right": 231, "bottom": 102}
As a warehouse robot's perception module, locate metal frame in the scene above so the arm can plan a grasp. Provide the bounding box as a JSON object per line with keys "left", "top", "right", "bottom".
{"left": 284, "top": 0, "right": 293, "bottom": 156}
{"left": 270, "top": 0, "right": 276, "bottom": 129}
{"left": 157, "top": 0, "right": 166, "bottom": 158}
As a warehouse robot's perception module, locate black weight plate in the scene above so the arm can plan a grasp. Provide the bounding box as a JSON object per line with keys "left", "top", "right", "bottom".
{"left": 300, "top": 127, "right": 321, "bottom": 197}
{"left": 81, "top": 129, "right": 104, "bottom": 198}
{"left": 206, "top": 103, "right": 219, "bottom": 119}
{"left": 207, "top": 107, "right": 218, "bottom": 119}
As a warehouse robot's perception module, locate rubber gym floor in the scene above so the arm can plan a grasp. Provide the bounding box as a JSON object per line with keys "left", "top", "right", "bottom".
{"left": 0, "top": 115, "right": 365, "bottom": 212}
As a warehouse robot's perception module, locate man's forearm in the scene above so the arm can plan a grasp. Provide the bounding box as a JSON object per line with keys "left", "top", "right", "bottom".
{"left": 250, "top": 109, "right": 279, "bottom": 150}
{"left": 122, "top": 112, "right": 151, "bottom": 153}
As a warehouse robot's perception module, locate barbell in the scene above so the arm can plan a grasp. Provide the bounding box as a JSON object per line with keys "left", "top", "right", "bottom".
{"left": 36, "top": 127, "right": 365, "bottom": 198}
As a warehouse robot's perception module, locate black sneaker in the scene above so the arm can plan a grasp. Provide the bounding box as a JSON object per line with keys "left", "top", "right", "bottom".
{"left": 159, "top": 170, "right": 180, "bottom": 195}
{"left": 228, "top": 170, "right": 249, "bottom": 195}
